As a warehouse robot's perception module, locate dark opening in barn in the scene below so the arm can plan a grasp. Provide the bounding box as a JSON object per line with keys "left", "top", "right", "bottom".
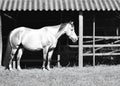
{"left": 2, "top": 11, "right": 79, "bottom": 68}
{"left": 2, "top": 10, "right": 120, "bottom": 69}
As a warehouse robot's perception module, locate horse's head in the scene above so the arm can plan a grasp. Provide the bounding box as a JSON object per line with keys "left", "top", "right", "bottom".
{"left": 65, "top": 22, "right": 78, "bottom": 42}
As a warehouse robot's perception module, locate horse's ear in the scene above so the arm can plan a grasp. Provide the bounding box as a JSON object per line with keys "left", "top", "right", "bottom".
{"left": 70, "top": 21, "right": 74, "bottom": 25}
{"left": 69, "top": 21, "right": 74, "bottom": 27}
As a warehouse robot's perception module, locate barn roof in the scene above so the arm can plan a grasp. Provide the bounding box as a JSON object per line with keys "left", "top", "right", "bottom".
{"left": 0, "top": 0, "right": 120, "bottom": 11}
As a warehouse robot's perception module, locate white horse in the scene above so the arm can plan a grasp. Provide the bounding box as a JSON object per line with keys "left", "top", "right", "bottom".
{"left": 4, "top": 21, "right": 78, "bottom": 71}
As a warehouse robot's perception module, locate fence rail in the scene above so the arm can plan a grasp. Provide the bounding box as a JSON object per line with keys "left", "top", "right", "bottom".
{"left": 83, "top": 36, "right": 120, "bottom": 39}
{"left": 83, "top": 53, "right": 120, "bottom": 56}
{"left": 68, "top": 36, "right": 120, "bottom": 56}
{"left": 69, "top": 44, "right": 120, "bottom": 48}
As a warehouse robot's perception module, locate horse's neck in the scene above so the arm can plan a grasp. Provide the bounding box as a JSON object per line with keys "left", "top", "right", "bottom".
{"left": 44, "top": 25, "right": 61, "bottom": 39}
{"left": 44, "top": 24, "right": 67, "bottom": 40}
{"left": 56, "top": 25, "right": 67, "bottom": 39}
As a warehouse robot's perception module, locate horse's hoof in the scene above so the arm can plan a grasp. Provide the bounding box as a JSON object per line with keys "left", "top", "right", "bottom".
{"left": 9, "top": 68, "right": 14, "bottom": 71}
{"left": 17, "top": 67, "right": 22, "bottom": 71}
{"left": 42, "top": 67, "right": 47, "bottom": 71}
{"left": 17, "top": 69, "right": 22, "bottom": 71}
{"left": 43, "top": 69, "right": 47, "bottom": 71}
{"left": 17, "top": 68, "right": 22, "bottom": 71}
{"left": 46, "top": 67, "right": 51, "bottom": 71}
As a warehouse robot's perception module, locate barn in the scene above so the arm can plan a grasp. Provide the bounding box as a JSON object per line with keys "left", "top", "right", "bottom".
{"left": 0, "top": 0, "right": 120, "bottom": 68}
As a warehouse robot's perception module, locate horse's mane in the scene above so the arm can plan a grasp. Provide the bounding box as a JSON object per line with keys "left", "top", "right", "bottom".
{"left": 58, "top": 23, "right": 67, "bottom": 32}
{"left": 58, "top": 21, "right": 73, "bottom": 32}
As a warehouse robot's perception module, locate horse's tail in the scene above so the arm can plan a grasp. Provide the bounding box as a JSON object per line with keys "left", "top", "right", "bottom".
{"left": 3, "top": 35, "right": 12, "bottom": 69}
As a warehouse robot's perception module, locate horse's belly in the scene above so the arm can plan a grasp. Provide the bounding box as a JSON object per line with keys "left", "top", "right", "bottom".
{"left": 22, "top": 36, "right": 43, "bottom": 50}
{"left": 24, "top": 42, "right": 42, "bottom": 50}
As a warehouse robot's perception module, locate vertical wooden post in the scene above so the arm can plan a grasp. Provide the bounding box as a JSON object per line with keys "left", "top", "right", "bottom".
{"left": 78, "top": 11, "right": 83, "bottom": 67}
{"left": 0, "top": 12, "right": 2, "bottom": 66}
{"left": 116, "top": 28, "right": 119, "bottom": 40}
{"left": 93, "top": 17, "right": 95, "bottom": 67}
{"left": 116, "top": 28, "right": 119, "bottom": 36}
{"left": 57, "top": 54, "right": 61, "bottom": 67}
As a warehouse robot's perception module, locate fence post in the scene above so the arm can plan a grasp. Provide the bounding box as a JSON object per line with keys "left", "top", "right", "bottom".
{"left": 93, "top": 17, "right": 95, "bottom": 66}
{"left": 0, "top": 12, "right": 2, "bottom": 66}
{"left": 57, "top": 54, "right": 61, "bottom": 67}
{"left": 78, "top": 11, "right": 83, "bottom": 67}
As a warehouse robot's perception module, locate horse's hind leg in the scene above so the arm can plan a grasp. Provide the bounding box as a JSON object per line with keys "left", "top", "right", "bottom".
{"left": 9, "top": 48, "right": 17, "bottom": 71}
{"left": 17, "top": 48, "right": 23, "bottom": 71}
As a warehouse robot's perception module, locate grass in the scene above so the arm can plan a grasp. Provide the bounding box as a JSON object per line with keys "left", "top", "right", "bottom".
{"left": 0, "top": 65, "right": 120, "bottom": 86}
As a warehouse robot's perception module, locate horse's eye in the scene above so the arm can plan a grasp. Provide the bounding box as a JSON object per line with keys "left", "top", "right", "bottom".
{"left": 71, "top": 29, "right": 74, "bottom": 31}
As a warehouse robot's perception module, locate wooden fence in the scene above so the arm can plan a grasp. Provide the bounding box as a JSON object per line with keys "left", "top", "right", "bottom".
{"left": 68, "top": 35, "right": 120, "bottom": 66}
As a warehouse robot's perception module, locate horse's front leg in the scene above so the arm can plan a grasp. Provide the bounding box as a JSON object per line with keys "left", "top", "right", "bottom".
{"left": 42, "top": 47, "right": 48, "bottom": 70}
{"left": 47, "top": 49, "right": 54, "bottom": 70}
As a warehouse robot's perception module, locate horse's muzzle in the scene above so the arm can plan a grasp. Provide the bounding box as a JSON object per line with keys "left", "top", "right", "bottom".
{"left": 70, "top": 36, "right": 78, "bottom": 42}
